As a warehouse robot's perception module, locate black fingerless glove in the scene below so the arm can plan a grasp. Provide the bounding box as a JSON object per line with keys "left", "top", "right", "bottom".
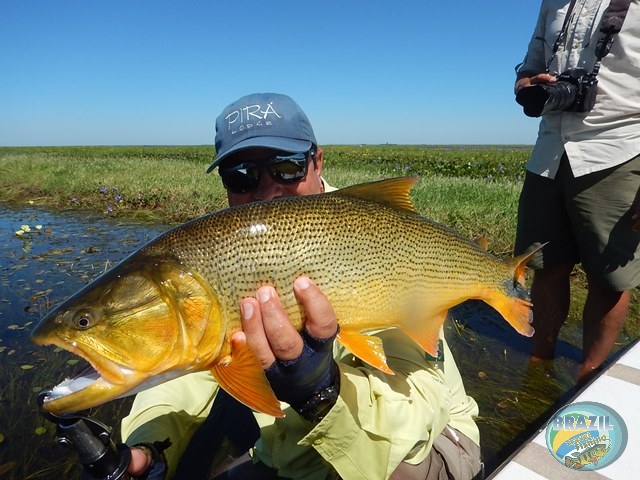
{"left": 264, "top": 327, "right": 339, "bottom": 422}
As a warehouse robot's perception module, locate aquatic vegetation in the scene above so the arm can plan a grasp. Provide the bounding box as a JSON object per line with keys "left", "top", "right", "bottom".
{"left": 14, "top": 224, "right": 42, "bottom": 237}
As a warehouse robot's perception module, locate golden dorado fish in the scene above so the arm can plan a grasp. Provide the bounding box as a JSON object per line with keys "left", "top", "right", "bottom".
{"left": 32, "top": 177, "right": 536, "bottom": 417}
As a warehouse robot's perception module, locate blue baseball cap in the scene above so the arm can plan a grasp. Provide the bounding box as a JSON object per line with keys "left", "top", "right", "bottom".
{"left": 206, "top": 93, "right": 317, "bottom": 173}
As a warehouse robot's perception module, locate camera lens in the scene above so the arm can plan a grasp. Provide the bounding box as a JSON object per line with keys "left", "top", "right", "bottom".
{"left": 516, "top": 81, "right": 578, "bottom": 117}
{"left": 542, "top": 81, "right": 579, "bottom": 112}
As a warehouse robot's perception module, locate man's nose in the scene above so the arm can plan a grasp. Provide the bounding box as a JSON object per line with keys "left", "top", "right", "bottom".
{"left": 253, "top": 173, "right": 285, "bottom": 201}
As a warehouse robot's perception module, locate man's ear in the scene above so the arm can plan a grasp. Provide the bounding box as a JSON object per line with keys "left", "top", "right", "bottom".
{"left": 313, "top": 148, "right": 323, "bottom": 176}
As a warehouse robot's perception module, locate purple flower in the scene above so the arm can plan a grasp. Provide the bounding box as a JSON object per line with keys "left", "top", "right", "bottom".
{"left": 100, "top": 187, "right": 108, "bottom": 194}
{"left": 114, "top": 195, "right": 122, "bottom": 202}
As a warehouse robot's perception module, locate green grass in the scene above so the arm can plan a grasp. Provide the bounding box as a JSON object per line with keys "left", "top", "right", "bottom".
{"left": 0, "top": 145, "right": 529, "bottom": 246}
{"left": 0, "top": 146, "right": 227, "bottom": 222}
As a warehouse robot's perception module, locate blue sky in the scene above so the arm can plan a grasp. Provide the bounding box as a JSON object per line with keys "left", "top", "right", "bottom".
{"left": 1, "top": 0, "right": 544, "bottom": 147}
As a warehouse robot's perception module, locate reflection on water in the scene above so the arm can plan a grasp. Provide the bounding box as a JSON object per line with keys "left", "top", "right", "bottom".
{"left": 0, "top": 204, "right": 626, "bottom": 478}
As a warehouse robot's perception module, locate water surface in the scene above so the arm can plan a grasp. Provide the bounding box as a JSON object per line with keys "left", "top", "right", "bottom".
{"left": 0, "top": 205, "right": 169, "bottom": 479}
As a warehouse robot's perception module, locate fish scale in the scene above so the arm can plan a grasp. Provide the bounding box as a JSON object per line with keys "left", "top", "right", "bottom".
{"left": 32, "top": 177, "right": 537, "bottom": 416}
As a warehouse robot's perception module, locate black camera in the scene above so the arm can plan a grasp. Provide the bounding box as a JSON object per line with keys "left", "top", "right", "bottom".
{"left": 515, "top": 68, "right": 598, "bottom": 117}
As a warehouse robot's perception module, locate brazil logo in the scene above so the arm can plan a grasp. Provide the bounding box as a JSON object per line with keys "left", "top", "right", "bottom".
{"left": 545, "top": 401, "right": 627, "bottom": 470}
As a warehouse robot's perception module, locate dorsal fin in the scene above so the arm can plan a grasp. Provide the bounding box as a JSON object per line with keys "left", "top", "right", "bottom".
{"left": 333, "top": 177, "right": 418, "bottom": 213}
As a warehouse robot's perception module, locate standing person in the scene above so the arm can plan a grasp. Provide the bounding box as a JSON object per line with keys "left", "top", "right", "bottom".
{"left": 513, "top": 0, "right": 640, "bottom": 382}
{"left": 120, "top": 93, "right": 483, "bottom": 479}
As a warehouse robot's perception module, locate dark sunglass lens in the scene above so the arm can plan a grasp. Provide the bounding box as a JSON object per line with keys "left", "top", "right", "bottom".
{"left": 220, "top": 166, "right": 259, "bottom": 194}
{"left": 268, "top": 153, "right": 308, "bottom": 183}
{"left": 271, "top": 161, "right": 306, "bottom": 182}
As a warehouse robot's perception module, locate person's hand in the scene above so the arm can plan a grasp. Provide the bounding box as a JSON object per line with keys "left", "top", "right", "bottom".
{"left": 127, "top": 446, "right": 153, "bottom": 476}
{"left": 126, "top": 440, "right": 170, "bottom": 478}
{"left": 514, "top": 73, "right": 557, "bottom": 94}
{"left": 234, "top": 276, "right": 339, "bottom": 413}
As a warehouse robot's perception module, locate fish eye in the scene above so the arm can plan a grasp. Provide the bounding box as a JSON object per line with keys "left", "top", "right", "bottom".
{"left": 73, "top": 311, "right": 94, "bottom": 330}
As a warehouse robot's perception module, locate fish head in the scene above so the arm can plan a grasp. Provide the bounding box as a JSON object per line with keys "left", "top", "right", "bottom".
{"left": 31, "top": 256, "right": 224, "bottom": 414}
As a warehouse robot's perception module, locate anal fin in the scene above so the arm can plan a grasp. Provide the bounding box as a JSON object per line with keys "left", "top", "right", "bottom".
{"left": 403, "top": 311, "right": 446, "bottom": 357}
{"left": 337, "top": 330, "right": 394, "bottom": 375}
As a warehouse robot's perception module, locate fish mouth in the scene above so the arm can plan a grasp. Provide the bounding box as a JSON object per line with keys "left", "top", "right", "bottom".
{"left": 39, "top": 350, "right": 187, "bottom": 414}
{"left": 40, "top": 364, "right": 102, "bottom": 405}
{"left": 39, "top": 357, "right": 142, "bottom": 414}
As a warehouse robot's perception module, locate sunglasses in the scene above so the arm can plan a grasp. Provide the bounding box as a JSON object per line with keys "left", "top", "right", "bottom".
{"left": 219, "top": 150, "right": 315, "bottom": 194}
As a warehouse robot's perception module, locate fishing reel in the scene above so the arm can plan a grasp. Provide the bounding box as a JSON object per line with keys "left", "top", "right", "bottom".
{"left": 37, "top": 390, "right": 131, "bottom": 480}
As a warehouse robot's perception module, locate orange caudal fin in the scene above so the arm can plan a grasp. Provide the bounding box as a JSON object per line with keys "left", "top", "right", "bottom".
{"left": 483, "top": 294, "right": 534, "bottom": 337}
{"left": 337, "top": 330, "right": 394, "bottom": 375}
{"left": 210, "top": 335, "right": 284, "bottom": 418}
{"left": 481, "top": 246, "right": 545, "bottom": 338}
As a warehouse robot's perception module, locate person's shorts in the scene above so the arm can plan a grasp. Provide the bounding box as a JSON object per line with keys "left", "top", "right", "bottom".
{"left": 514, "top": 152, "right": 640, "bottom": 291}
{"left": 389, "top": 426, "right": 483, "bottom": 480}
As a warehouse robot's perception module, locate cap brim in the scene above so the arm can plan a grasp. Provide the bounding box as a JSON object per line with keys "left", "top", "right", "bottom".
{"left": 206, "top": 137, "right": 313, "bottom": 173}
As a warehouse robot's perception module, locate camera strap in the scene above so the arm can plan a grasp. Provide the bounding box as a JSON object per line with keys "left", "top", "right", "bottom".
{"left": 595, "top": 0, "right": 632, "bottom": 59}
{"left": 548, "top": 0, "right": 632, "bottom": 75}
{"left": 550, "top": 0, "right": 579, "bottom": 57}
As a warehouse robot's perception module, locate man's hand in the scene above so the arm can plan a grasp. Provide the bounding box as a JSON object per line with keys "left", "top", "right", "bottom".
{"left": 234, "top": 276, "right": 339, "bottom": 411}
{"left": 128, "top": 447, "right": 153, "bottom": 476}
{"left": 127, "top": 440, "right": 170, "bottom": 478}
{"left": 514, "top": 73, "right": 557, "bottom": 94}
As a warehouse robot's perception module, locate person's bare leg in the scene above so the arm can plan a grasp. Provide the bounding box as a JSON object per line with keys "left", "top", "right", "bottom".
{"left": 579, "top": 280, "right": 629, "bottom": 382}
{"left": 529, "top": 264, "right": 574, "bottom": 361}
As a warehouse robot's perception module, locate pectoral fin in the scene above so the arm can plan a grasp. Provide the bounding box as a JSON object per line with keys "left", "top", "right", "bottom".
{"left": 210, "top": 336, "right": 284, "bottom": 418}
{"left": 337, "top": 330, "right": 394, "bottom": 375}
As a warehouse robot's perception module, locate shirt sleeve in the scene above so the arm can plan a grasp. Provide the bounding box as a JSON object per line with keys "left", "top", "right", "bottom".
{"left": 516, "top": 0, "right": 551, "bottom": 77}
{"left": 120, "top": 371, "right": 220, "bottom": 479}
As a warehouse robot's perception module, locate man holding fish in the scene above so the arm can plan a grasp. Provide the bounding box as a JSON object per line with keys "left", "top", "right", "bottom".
{"left": 121, "top": 93, "right": 484, "bottom": 479}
